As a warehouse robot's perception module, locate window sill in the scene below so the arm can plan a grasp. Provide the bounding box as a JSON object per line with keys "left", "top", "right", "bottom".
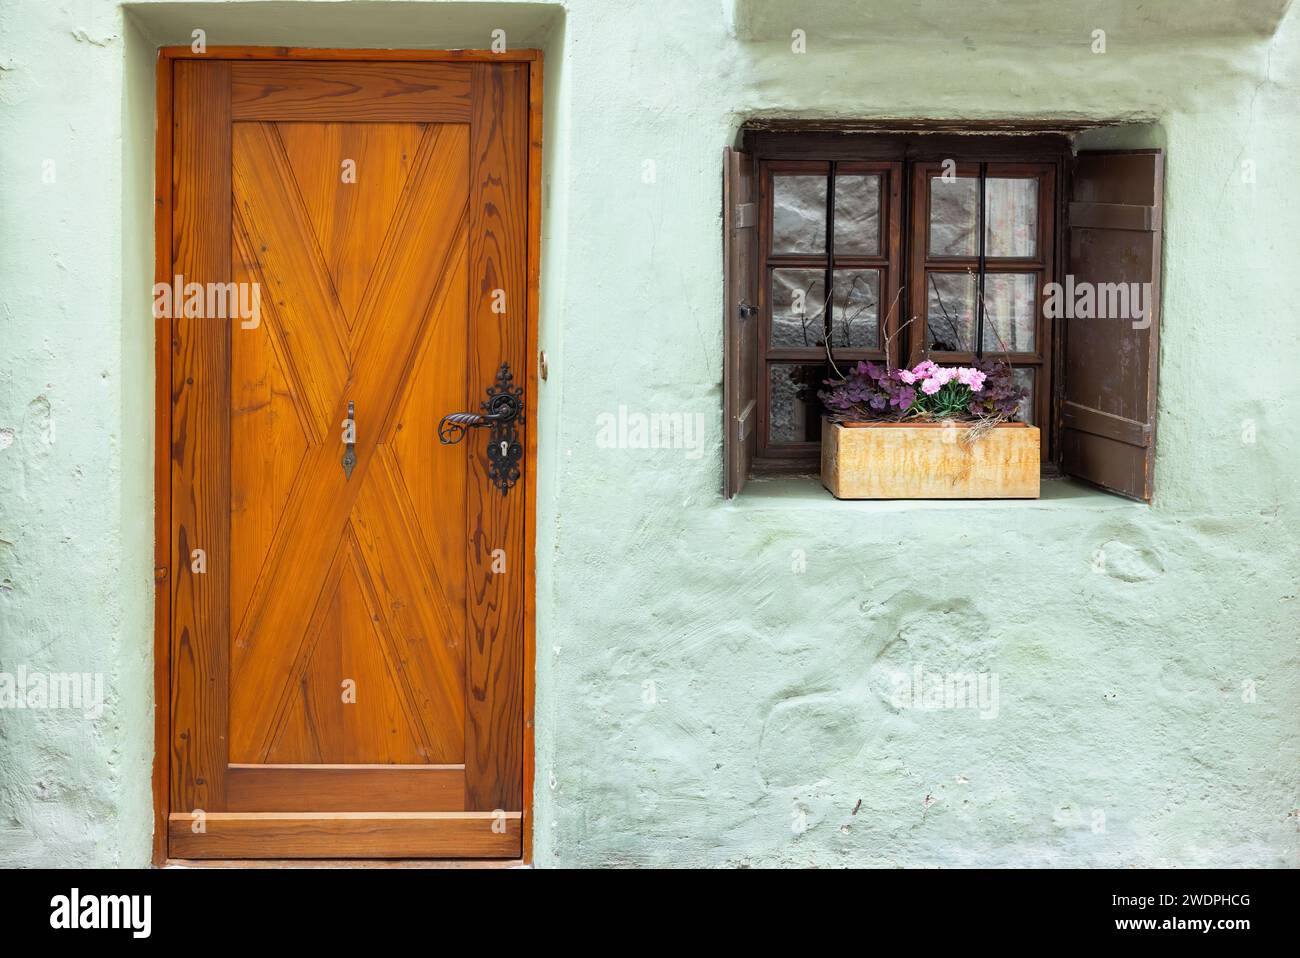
{"left": 731, "top": 475, "right": 1145, "bottom": 512}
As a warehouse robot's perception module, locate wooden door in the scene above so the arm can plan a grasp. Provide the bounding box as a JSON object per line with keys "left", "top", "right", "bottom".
{"left": 162, "top": 55, "right": 534, "bottom": 860}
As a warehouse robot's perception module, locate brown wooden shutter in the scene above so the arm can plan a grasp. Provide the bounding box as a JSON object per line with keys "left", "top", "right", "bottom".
{"left": 723, "top": 147, "right": 758, "bottom": 498}
{"left": 1060, "top": 150, "right": 1164, "bottom": 501}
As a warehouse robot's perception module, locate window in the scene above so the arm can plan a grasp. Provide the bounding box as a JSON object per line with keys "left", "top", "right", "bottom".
{"left": 758, "top": 159, "right": 902, "bottom": 461}
{"left": 724, "top": 127, "right": 1163, "bottom": 501}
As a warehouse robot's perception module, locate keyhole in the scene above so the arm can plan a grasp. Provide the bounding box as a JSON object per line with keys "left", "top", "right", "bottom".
{"left": 500, "top": 440, "right": 509, "bottom": 457}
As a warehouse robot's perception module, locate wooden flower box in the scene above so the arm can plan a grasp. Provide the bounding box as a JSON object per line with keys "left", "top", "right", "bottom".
{"left": 820, "top": 419, "right": 1040, "bottom": 499}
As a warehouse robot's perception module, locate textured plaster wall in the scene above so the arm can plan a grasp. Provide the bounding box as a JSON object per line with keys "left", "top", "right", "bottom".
{"left": 0, "top": 0, "right": 1296, "bottom": 868}
{"left": 0, "top": 0, "right": 155, "bottom": 865}
{"left": 535, "top": 0, "right": 1300, "bottom": 867}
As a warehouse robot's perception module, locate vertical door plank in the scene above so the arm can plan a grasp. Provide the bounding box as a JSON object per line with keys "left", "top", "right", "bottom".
{"left": 521, "top": 52, "right": 543, "bottom": 864}
{"left": 464, "top": 63, "right": 528, "bottom": 811}
{"left": 152, "top": 51, "right": 175, "bottom": 867}
{"left": 169, "top": 60, "right": 232, "bottom": 815}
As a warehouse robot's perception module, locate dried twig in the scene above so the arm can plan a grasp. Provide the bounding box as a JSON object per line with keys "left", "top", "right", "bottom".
{"left": 827, "top": 283, "right": 908, "bottom": 382}
{"left": 959, "top": 413, "right": 1013, "bottom": 446}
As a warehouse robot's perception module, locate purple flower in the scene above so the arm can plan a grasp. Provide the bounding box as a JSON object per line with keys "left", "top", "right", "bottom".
{"left": 891, "top": 386, "right": 916, "bottom": 409}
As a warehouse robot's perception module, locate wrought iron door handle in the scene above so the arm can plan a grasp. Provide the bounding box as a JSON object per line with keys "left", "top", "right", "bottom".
{"left": 438, "top": 362, "right": 523, "bottom": 495}
{"left": 341, "top": 400, "right": 357, "bottom": 480}
{"left": 437, "top": 400, "right": 519, "bottom": 441}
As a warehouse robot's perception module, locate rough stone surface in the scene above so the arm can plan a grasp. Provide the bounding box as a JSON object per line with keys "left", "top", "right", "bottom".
{"left": 0, "top": 0, "right": 1297, "bottom": 868}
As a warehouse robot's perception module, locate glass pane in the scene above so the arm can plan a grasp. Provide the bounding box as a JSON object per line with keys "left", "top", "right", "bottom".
{"left": 772, "top": 175, "right": 827, "bottom": 253}
{"left": 985, "top": 178, "right": 1038, "bottom": 257}
{"left": 1012, "top": 368, "right": 1034, "bottom": 424}
{"left": 928, "top": 176, "right": 978, "bottom": 256}
{"left": 833, "top": 174, "right": 881, "bottom": 255}
{"left": 770, "top": 268, "right": 827, "bottom": 348}
{"left": 831, "top": 269, "right": 881, "bottom": 349}
{"left": 925, "top": 271, "right": 977, "bottom": 351}
{"left": 982, "top": 274, "right": 1037, "bottom": 353}
{"left": 768, "top": 363, "right": 824, "bottom": 444}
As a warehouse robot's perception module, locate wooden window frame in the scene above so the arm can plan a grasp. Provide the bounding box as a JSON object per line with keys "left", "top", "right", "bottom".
{"left": 755, "top": 159, "right": 904, "bottom": 466}
{"left": 908, "top": 160, "right": 1056, "bottom": 438}
{"left": 744, "top": 130, "right": 1069, "bottom": 474}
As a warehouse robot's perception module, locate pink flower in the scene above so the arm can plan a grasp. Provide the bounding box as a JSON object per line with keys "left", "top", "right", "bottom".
{"left": 919, "top": 366, "right": 965, "bottom": 395}
{"left": 911, "top": 360, "right": 938, "bottom": 380}
{"left": 956, "top": 367, "right": 987, "bottom": 392}
{"left": 897, "top": 369, "right": 917, "bottom": 384}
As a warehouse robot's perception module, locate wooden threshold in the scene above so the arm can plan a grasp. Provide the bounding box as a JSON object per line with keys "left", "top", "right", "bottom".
{"left": 169, "top": 811, "right": 522, "bottom": 860}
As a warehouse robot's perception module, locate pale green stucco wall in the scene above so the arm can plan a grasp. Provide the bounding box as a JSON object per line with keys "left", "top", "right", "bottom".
{"left": 0, "top": 0, "right": 1296, "bottom": 867}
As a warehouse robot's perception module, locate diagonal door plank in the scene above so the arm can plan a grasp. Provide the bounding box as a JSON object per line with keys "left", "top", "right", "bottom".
{"left": 232, "top": 209, "right": 325, "bottom": 447}
{"left": 345, "top": 125, "right": 469, "bottom": 391}
{"left": 350, "top": 444, "right": 465, "bottom": 763}
{"left": 275, "top": 122, "right": 428, "bottom": 336}
{"left": 261, "top": 524, "right": 439, "bottom": 764}
{"left": 232, "top": 122, "right": 351, "bottom": 436}
{"left": 257, "top": 529, "right": 353, "bottom": 763}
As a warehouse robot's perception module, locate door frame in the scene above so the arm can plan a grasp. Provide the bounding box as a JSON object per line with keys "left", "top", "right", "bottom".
{"left": 151, "top": 46, "right": 542, "bottom": 866}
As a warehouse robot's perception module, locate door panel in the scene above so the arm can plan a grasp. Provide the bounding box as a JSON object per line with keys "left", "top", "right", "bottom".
{"left": 227, "top": 120, "right": 470, "bottom": 766}
{"left": 167, "top": 57, "right": 530, "bottom": 859}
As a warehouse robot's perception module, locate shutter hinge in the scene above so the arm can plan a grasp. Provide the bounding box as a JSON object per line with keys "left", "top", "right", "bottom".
{"left": 154, "top": 566, "right": 168, "bottom": 582}
{"left": 734, "top": 202, "right": 755, "bottom": 229}
{"left": 738, "top": 303, "right": 758, "bottom": 320}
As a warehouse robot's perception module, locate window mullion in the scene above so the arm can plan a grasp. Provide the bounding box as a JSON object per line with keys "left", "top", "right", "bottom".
{"left": 976, "top": 161, "right": 987, "bottom": 360}
{"left": 823, "top": 161, "right": 837, "bottom": 362}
